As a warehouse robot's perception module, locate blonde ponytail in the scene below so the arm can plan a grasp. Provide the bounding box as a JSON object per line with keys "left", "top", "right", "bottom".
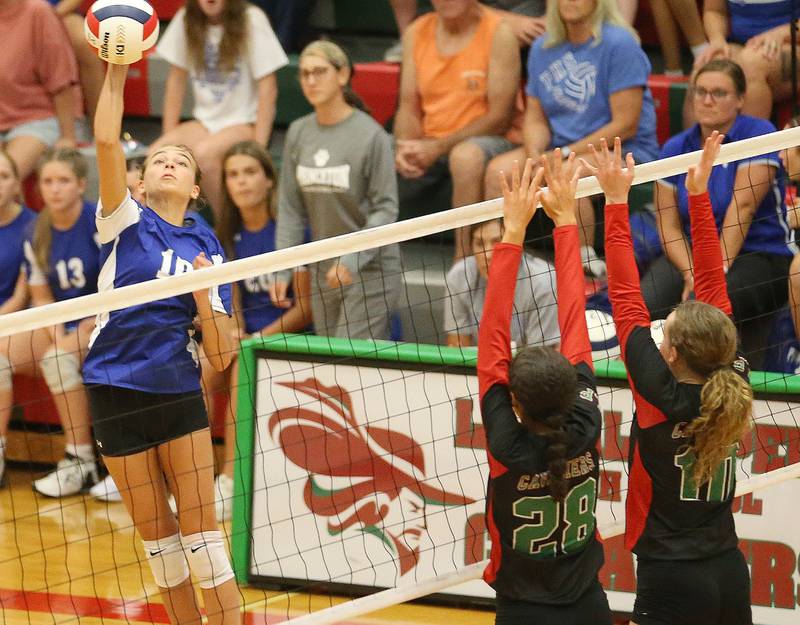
{"left": 685, "top": 367, "right": 753, "bottom": 485}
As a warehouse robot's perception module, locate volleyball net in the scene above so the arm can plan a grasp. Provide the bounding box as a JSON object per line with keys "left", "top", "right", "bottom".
{"left": 2, "top": 126, "right": 800, "bottom": 625}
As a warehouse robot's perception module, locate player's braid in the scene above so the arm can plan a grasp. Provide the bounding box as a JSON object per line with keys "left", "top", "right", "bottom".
{"left": 509, "top": 347, "right": 577, "bottom": 502}
{"left": 672, "top": 301, "right": 753, "bottom": 485}
{"left": 543, "top": 412, "right": 569, "bottom": 501}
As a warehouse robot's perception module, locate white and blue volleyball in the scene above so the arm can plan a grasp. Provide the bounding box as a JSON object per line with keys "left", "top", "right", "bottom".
{"left": 85, "top": 0, "right": 159, "bottom": 65}
{"left": 586, "top": 309, "right": 621, "bottom": 361}
{"left": 586, "top": 309, "right": 667, "bottom": 361}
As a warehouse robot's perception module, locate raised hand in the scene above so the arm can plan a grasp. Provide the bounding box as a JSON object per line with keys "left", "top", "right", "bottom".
{"left": 498, "top": 158, "right": 544, "bottom": 245}
{"left": 539, "top": 149, "right": 582, "bottom": 227}
{"left": 582, "top": 137, "right": 635, "bottom": 205}
{"left": 686, "top": 130, "right": 724, "bottom": 196}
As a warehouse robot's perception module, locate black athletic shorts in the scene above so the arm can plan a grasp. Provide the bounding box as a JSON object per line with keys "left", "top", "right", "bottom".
{"left": 495, "top": 580, "right": 612, "bottom": 625}
{"left": 633, "top": 548, "right": 752, "bottom": 625}
{"left": 88, "top": 384, "right": 209, "bottom": 457}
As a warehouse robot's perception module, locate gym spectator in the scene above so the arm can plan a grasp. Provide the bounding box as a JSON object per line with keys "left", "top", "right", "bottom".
{"left": 484, "top": 0, "right": 659, "bottom": 277}
{"left": 395, "top": 0, "right": 522, "bottom": 259}
{"left": 643, "top": 60, "right": 795, "bottom": 324}
{"left": 250, "top": 0, "right": 316, "bottom": 52}
{"left": 695, "top": 0, "right": 800, "bottom": 118}
{"left": 48, "top": 0, "right": 105, "bottom": 119}
{"left": 152, "top": 0, "right": 288, "bottom": 221}
{"left": 444, "top": 218, "right": 559, "bottom": 347}
{"left": 0, "top": 0, "right": 82, "bottom": 181}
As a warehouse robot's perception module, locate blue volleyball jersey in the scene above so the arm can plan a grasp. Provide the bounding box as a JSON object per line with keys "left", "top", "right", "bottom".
{"left": 0, "top": 207, "right": 36, "bottom": 306}
{"left": 235, "top": 220, "right": 308, "bottom": 335}
{"left": 83, "top": 193, "right": 232, "bottom": 394}
{"left": 727, "top": 0, "right": 792, "bottom": 43}
{"left": 659, "top": 115, "right": 795, "bottom": 258}
{"left": 23, "top": 201, "right": 101, "bottom": 330}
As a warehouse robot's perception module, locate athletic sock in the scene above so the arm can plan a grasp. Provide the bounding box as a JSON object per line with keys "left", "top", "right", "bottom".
{"left": 65, "top": 443, "right": 95, "bottom": 462}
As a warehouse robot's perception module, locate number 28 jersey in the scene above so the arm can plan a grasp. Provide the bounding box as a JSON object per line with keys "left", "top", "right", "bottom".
{"left": 482, "top": 362, "right": 604, "bottom": 604}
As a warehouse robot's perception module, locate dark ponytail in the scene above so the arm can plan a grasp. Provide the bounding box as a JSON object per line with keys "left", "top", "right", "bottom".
{"left": 509, "top": 346, "right": 577, "bottom": 502}
{"left": 543, "top": 413, "right": 569, "bottom": 501}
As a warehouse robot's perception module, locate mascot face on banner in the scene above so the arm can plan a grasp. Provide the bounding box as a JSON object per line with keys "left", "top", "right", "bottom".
{"left": 270, "top": 378, "right": 473, "bottom": 575}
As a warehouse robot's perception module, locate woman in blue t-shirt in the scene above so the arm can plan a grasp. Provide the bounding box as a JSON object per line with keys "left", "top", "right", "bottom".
{"left": 485, "top": 0, "right": 659, "bottom": 278}
{"left": 696, "top": 0, "right": 798, "bottom": 118}
{"left": 19, "top": 148, "right": 102, "bottom": 499}
{"left": 0, "top": 149, "right": 36, "bottom": 486}
{"left": 203, "top": 140, "right": 311, "bottom": 521}
{"left": 642, "top": 60, "right": 795, "bottom": 322}
{"left": 87, "top": 62, "right": 240, "bottom": 623}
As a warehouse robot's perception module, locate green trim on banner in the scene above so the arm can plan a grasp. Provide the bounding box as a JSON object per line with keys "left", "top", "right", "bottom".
{"left": 231, "top": 340, "right": 258, "bottom": 583}
{"left": 229, "top": 333, "right": 800, "bottom": 582}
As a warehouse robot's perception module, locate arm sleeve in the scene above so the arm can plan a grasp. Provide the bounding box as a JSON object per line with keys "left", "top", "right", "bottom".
{"left": 477, "top": 243, "right": 521, "bottom": 401}
{"left": 95, "top": 191, "right": 142, "bottom": 244}
{"left": 155, "top": 10, "right": 189, "bottom": 70}
{"left": 604, "top": 203, "right": 651, "bottom": 359}
{"left": 339, "top": 129, "right": 399, "bottom": 274}
{"left": 246, "top": 6, "right": 289, "bottom": 79}
{"left": 34, "top": 5, "right": 79, "bottom": 95}
{"left": 22, "top": 240, "right": 47, "bottom": 287}
{"left": 275, "top": 124, "right": 309, "bottom": 284}
{"left": 208, "top": 248, "right": 233, "bottom": 316}
{"left": 688, "top": 191, "right": 732, "bottom": 315}
{"left": 553, "top": 224, "right": 592, "bottom": 367}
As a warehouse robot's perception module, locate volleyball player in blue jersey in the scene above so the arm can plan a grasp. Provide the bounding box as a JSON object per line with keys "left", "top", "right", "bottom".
{"left": 16, "top": 148, "right": 102, "bottom": 498}
{"left": 86, "top": 62, "right": 240, "bottom": 625}
{"left": 204, "top": 139, "right": 311, "bottom": 520}
{"left": 0, "top": 149, "right": 36, "bottom": 485}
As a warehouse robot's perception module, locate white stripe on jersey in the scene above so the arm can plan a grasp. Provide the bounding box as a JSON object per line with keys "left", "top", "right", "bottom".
{"left": 88, "top": 238, "right": 120, "bottom": 350}
{"left": 209, "top": 253, "right": 227, "bottom": 315}
{"left": 22, "top": 240, "right": 47, "bottom": 287}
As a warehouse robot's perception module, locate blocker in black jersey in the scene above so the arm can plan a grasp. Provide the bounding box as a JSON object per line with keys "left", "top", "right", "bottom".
{"left": 477, "top": 222, "right": 610, "bottom": 623}
{"left": 604, "top": 184, "right": 753, "bottom": 625}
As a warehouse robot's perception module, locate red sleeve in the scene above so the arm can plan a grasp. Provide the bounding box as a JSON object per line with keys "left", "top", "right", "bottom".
{"left": 688, "top": 191, "right": 733, "bottom": 316}
{"left": 553, "top": 224, "right": 592, "bottom": 368}
{"left": 604, "top": 203, "right": 651, "bottom": 360}
{"left": 477, "top": 242, "right": 521, "bottom": 401}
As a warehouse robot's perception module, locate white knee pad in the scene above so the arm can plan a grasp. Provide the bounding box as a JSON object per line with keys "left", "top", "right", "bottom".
{"left": 0, "top": 354, "right": 11, "bottom": 391}
{"left": 142, "top": 533, "right": 190, "bottom": 588}
{"left": 181, "top": 530, "right": 234, "bottom": 589}
{"left": 39, "top": 346, "right": 82, "bottom": 394}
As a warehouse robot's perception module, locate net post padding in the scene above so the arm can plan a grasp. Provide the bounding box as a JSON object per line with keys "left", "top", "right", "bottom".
{"left": 283, "top": 461, "right": 800, "bottom": 625}
{"left": 0, "top": 126, "right": 799, "bottom": 338}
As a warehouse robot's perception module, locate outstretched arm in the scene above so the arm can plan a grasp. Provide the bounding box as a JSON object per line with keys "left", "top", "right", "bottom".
{"left": 685, "top": 131, "right": 733, "bottom": 315}
{"left": 539, "top": 151, "right": 592, "bottom": 368}
{"left": 477, "top": 160, "right": 543, "bottom": 401}
{"left": 584, "top": 138, "right": 650, "bottom": 358}
{"left": 94, "top": 64, "right": 129, "bottom": 216}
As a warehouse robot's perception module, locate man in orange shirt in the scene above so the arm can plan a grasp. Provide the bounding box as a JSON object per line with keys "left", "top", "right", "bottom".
{"left": 395, "top": 0, "right": 521, "bottom": 259}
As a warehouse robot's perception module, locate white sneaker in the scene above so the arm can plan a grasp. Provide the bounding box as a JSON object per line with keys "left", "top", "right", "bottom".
{"left": 90, "top": 474, "right": 122, "bottom": 502}
{"left": 32, "top": 453, "right": 98, "bottom": 498}
{"left": 384, "top": 40, "right": 402, "bottom": 63}
{"left": 215, "top": 473, "right": 234, "bottom": 522}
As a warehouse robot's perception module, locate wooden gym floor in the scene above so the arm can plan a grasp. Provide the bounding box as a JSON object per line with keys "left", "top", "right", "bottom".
{"left": 0, "top": 468, "right": 494, "bottom": 625}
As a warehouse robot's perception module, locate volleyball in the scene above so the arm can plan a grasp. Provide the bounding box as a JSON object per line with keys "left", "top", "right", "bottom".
{"left": 586, "top": 309, "right": 621, "bottom": 360}
{"left": 84, "top": 0, "right": 159, "bottom": 65}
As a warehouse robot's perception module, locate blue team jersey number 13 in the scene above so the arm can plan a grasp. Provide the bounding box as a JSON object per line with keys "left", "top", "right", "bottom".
{"left": 55, "top": 258, "right": 87, "bottom": 290}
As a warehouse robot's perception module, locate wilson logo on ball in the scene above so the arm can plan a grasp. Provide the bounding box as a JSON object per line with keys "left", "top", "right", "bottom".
{"left": 84, "top": 0, "right": 159, "bottom": 65}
